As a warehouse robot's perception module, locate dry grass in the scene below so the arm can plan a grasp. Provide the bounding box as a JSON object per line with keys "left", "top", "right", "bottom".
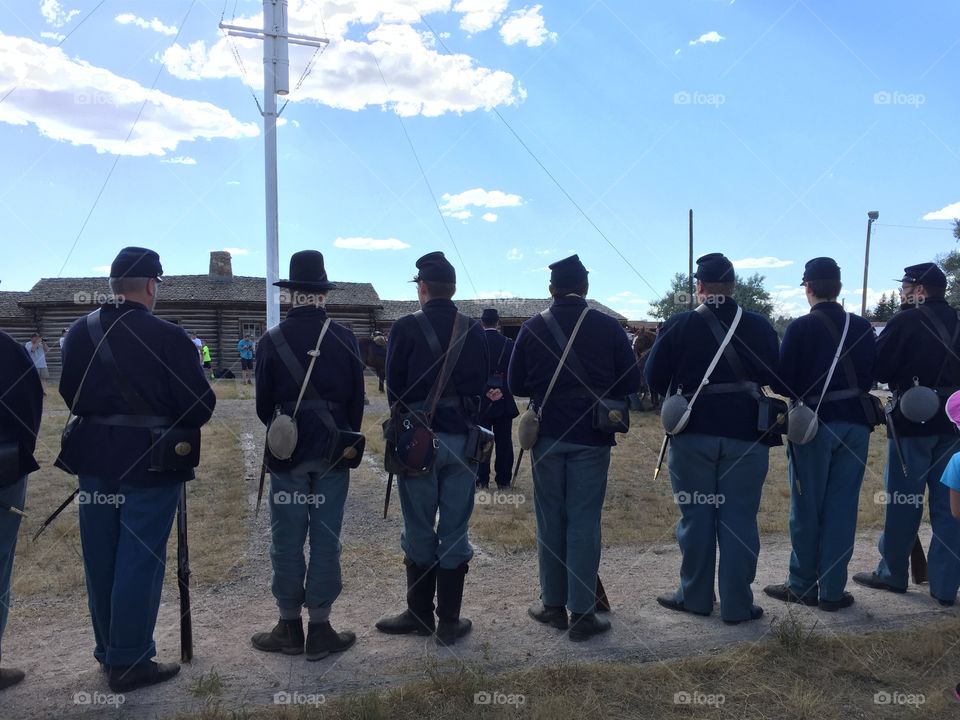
{"left": 13, "top": 392, "right": 247, "bottom": 596}
{"left": 172, "top": 617, "right": 960, "bottom": 720}
{"left": 470, "top": 408, "right": 897, "bottom": 552}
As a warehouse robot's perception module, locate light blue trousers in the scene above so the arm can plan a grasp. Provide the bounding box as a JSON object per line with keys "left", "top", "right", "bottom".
{"left": 0, "top": 476, "right": 26, "bottom": 658}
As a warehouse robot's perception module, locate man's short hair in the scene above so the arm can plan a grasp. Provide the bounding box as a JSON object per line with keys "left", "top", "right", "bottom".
{"left": 806, "top": 279, "right": 842, "bottom": 301}
{"left": 700, "top": 280, "right": 735, "bottom": 297}
{"left": 481, "top": 318, "right": 498, "bottom": 328}
{"left": 549, "top": 282, "right": 589, "bottom": 298}
{"left": 922, "top": 284, "right": 946, "bottom": 301}
{"left": 108, "top": 276, "right": 151, "bottom": 296}
{"left": 422, "top": 280, "right": 455, "bottom": 300}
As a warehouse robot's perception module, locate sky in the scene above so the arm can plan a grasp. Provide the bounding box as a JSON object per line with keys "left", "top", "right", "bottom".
{"left": 1, "top": 0, "right": 958, "bottom": 320}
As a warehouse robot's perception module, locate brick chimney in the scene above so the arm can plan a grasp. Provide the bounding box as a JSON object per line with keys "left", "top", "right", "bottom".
{"left": 209, "top": 251, "right": 233, "bottom": 281}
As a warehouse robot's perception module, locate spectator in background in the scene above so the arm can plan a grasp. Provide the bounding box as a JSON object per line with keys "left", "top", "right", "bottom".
{"left": 237, "top": 334, "right": 255, "bottom": 385}
{"left": 24, "top": 333, "right": 49, "bottom": 383}
{"left": 201, "top": 343, "right": 213, "bottom": 379}
{"left": 59, "top": 328, "right": 67, "bottom": 350}
{"left": 191, "top": 333, "right": 203, "bottom": 361}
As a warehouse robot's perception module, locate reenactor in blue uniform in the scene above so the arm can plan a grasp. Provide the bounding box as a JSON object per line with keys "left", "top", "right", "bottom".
{"left": 57, "top": 247, "right": 216, "bottom": 692}
{"left": 854, "top": 262, "right": 960, "bottom": 605}
{"left": 375, "top": 252, "right": 488, "bottom": 646}
{"left": 251, "top": 251, "right": 364, "bottom": 660}
{"left": 645, "top": 253, "right": 780, "bottom": 624}
{"left": 476, "top": 308, "right": 519, "bottom": 489}
{"left": 764, "top": 258, "right": 876, "bottom": 611}
{"left": 0, "top": 329, "right": 43, "bottom": 691}
{"left": 509, "top": 255, "right": 640, "bottom": 641}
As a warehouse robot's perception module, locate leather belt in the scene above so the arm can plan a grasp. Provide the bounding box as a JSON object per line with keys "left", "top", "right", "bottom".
{"left": 84, "top": 414, "right": 173, "bottom": 428}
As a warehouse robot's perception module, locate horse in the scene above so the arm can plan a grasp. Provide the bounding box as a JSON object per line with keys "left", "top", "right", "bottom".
{"left": 357, "top": 333, "right": 387, "bottom": 392}
{"left": 632, "top": 328, "right": 660, "bottom": 411}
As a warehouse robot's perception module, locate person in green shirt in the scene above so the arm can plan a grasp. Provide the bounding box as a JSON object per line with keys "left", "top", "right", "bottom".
{"left": 201, "top": 343, "right": 213, "bottom": 378}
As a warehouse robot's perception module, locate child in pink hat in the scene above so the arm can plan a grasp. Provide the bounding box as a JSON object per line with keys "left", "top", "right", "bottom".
{"left": 940, "top": 390, "right": 960, "bottom": 703}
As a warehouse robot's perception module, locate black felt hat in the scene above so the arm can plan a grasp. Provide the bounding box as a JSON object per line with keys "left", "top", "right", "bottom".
{"left": 481, "top": 308, "right": 500, "bottom": 324}
{"left": 274, "top": 251, "right": 337, "bottom": 292}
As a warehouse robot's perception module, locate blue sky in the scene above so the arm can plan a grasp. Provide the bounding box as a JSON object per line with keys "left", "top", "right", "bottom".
{"left": 1, "top": 0, "right": 958, "bottom": 319}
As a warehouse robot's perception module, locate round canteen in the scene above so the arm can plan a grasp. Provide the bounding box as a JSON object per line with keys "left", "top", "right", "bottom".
{"left": 786, "top": 403, "right": 819, "bottom": 445}
{"left": 660, "top": 393, "right": 691, "bottom": 435}
{"left": 899, "top": 382, "right": 939, "bottom": 424}
{"left": 266, "top": 414, "right": 298, "bottom": 460}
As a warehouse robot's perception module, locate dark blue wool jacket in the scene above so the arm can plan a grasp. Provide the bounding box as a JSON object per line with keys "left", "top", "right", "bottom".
{"left": 256, "top": 305, "right": 365, "bottom": 468}
{"left": 386, "top": 299, "right": 488, "bottom": 434}
{"left": 57, "top": 301, "right": 216, "bottom": 487}
{"left": 0, "top": 330, "right": 43, "bottom": 483}
{"left": 774, "top": 302, "right": 876, "bottom": 426}
{"left": 645, "top": 298, "right": 782, "bottom": 446}
{"left": 875, "top": 298, "right": 960, "bottom": 438}
{"left": 509, "top": 295, "right": 640, "bottom": 447}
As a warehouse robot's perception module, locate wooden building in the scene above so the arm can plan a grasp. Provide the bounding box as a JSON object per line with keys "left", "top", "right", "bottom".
{"left": 6, "top": 252, "right": 382, "bottom": 377}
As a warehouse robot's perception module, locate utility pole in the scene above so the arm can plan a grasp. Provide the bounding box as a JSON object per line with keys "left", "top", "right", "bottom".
{"left": 861, "top": 210, "right": 879, "bottom": 316}
{"left": 688, "top": 209, "right": 694, "bottom": 308}
{"left": 220, "top": 1, "right": 328, "bottom": 330}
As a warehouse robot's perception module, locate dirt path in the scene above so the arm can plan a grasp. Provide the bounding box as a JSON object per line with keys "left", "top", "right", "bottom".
{"left": 4, "top": 400, "right": 955, "bottom": 718}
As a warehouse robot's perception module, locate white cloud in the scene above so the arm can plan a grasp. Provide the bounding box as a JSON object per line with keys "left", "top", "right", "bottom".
{"left": 91, "top": 264, "right": 111, "bottom": 273}
{"left": 40, "top": 31, "right": 64, "bottom": 42}
{"left": 115, "top": 13, "right": 177, "bottom": 36}
{"left": 500, "top": 5, "right": 557, "bottom": 47}
{"left": 40, "top": 0, "right": 79, "bottom": 28}
{"left": 477, "top": 290, "right": 514, "bottom": 298}
{"left": 221, "top": 247, "right": 250, "bottom": 256}
{"left": 689, "top": 31, "right": 725, "bottom": 46}
{"left": 607, "top": 290, "right": 652, "bottom": 319}
{"left": 448, "top": 210, "right": 472, "bottom": 220}
{"left": 440, "top": 188, "right": 524, "bottom": 217}
{"left": 0, "top": 34, "right": 259, "bottom": 156}
{"left": 535, "top": 249, "right": 551, "bottom": 255}
{"left": 161, "top": 155, "right": 197, "bottom": 165}
{"left": 333, "top": 236, "right": 411, "bottom": 251}
{"left": 481, "top": 212, "right": 498, "bottom": 222}
{"left": 506, "top": 248, "right": 523, "bottom": 261}
{"left": 226, "top": 180, "right": 241, "bottom": 185}
{"left": 732, "top": 256, "right": 794, "bottom": 269}
{"left": 454, "top": 0, "right": 508, "bottom": 33}
{"left": 923, "top": 201, "right": 960, "bottom": 221}
{"left": 161, "top": 4, "right": 521, "bottom": 118}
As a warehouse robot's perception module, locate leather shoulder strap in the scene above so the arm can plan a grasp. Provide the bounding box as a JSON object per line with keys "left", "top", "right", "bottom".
{"left": 813, "top": 311, "right": 874, "bottom": 420}
{"left": 540, "top": 308, "right": 590, "bottom": 381}
{"left": 423, "top": 312, "right": 470, "bottom": 422}
{"left": 695, "top": 304, "right": 748, "bottom": 381}
{"left": 86, "top": 309, "right": 156, "bottom": 416}
{"left": 268, "top": 326, "right": 320, "bottom": 400}
{"left": 413, "top": 311, "right": 443, "bottom": 359}
{"left": 918, "top": 304, "right": 960, "bottom": 386}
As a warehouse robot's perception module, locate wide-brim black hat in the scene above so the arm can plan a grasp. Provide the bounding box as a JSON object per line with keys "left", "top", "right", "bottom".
{"left": 274, "top": 250, "right": 337, "bottom": 292}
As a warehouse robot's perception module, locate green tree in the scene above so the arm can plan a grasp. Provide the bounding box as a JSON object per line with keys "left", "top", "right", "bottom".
{"left": 954, "top": 218, "right": 959, "bottom": 242}
{"left": 649, "top": 271, "right": 775, "bottom": 320}
{"left": 867, "top": 292, "right": 899, "bottom": 322}
{"left": 939, "top": 249, "right": 960, "bottom": 309}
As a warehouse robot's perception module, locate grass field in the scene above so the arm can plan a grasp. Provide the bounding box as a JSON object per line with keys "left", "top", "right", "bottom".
{"left": 171, "top": 615, "right": 960, "bottom": 719}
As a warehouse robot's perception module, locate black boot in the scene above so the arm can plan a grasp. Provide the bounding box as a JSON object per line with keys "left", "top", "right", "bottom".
{"left": 251, "top": 618, "right": 305, "bottom": 655}
{"left": 305, "top": 622, "right": 356, "bottom": 661}
{"left": 0, "top": 667, "right": 25, "bottom": 692}
{"left": 568, "top": 612, "right": 611, "bottom": 642}
{"left": 528, "top": 603, "right": 568, "bottom": 629}
{"left": 107, "top": 661, "right": 180, "bottom": 693}
{"left": 375, "top": 558, "right": 437, "bottom": 636}
{"left": 435, "top": 563, "right": 472, "bottom": 646}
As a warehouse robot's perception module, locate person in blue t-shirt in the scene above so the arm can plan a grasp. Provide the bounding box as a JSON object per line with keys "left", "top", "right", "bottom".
{"left": 237, "top": 334, "right": 255, "bottom": 384}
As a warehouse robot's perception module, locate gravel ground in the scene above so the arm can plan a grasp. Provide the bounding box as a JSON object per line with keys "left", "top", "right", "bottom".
{"left": 3, "top": 398, "right": 955, "bottom": 718}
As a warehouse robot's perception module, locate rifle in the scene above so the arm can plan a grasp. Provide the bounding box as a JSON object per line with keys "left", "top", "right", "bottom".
{"left": 383, "top": 473, "right": 394, "bottom": 519}
{"left": 176, "top": 484, "right": 193, "bottom": 663}
{"left": 0, "top": 500, "right": 26, "bottom": 517}
{"left": 32, "top": 488, "right": 78, "bottom": 542}
{"left": 653, "top": 435, "right": 669, "bottom": 481}
{"left": 511, "top": 449, "right": 524, "bottom": 486}
{"left": 595, "top": 575, "right": 611, "bottom": 612}
{"left": 255, "top": 440, "right": 268, "bottom": 517}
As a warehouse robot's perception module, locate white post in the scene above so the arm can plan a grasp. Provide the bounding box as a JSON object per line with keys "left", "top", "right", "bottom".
{"left": 263, "top": 0, "right": 281, "bottom": 330}
{"left": 219, "top": 2, "right": 325, "bottom": 331}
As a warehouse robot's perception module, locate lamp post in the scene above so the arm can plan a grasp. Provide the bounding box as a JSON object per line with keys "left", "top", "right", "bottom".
{"left": 861, "top": 210, "right": 879, "bottom": 316}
